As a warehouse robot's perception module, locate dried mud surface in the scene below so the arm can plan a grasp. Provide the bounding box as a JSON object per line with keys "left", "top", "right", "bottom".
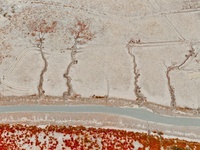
{"left": 1, "top": 0, "right": 200, "bottom": 109}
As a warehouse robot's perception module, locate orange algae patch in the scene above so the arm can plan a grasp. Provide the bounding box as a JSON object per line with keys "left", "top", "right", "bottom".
{"left": 0, "top": 124, "right": 199, "bottom": 150}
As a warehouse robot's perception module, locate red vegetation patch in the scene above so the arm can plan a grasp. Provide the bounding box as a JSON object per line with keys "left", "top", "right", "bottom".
{"left": 28, "top": 19, "right": 57, "bottom": 34}
{"left": 69, "top": 18, "right": 95, "bottom": 45}
{"left": 0, "top": 124, "right": 199, "bottom": 150}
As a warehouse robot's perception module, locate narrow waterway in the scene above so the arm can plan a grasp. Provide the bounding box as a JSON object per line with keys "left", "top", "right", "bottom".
{"left": 0, "top": 105, "right": 200, "bottom": 126}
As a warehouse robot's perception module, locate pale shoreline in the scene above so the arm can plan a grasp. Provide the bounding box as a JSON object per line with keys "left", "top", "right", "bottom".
{"left": 0, "top": 112, "right": 200, "bottom": 143}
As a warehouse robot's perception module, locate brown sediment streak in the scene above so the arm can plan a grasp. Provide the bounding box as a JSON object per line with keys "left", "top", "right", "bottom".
{"left": 127, "top": 39, "right": 146, "bottom": 102}
{"left": 63, "top": 41, "right": 77, "bottom": 97}
{"left": 63, "top": 60, "right": 77, "bottom": 96}
{"left": 63, "top": 19, "right": 95, "bottom": 97}
{"left": 166, "top": 46, "right": 197, "bottom": 108}
{"left": 37, "top": 35, "right": 48, "bottom": 97}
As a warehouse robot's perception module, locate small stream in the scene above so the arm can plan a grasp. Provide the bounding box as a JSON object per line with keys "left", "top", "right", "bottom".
{"left": 0, "top": 105, "right": 200, "bottom": 126}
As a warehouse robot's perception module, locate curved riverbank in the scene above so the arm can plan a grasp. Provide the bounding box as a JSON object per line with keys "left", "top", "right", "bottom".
{"left": 0, "top": 96, "right": 200, "bottom": 118}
